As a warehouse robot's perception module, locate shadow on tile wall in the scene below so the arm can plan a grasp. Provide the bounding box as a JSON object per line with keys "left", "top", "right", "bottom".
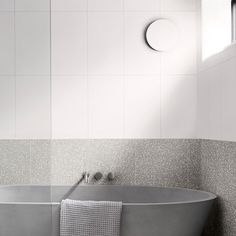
{"left": 200, "top": 140, "right": 236, "bottom": 236}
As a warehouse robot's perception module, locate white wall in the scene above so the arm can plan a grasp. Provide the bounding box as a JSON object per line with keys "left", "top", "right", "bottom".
{"left": 0, "top": 0, "right": 198, "bottom": 139}
{"left": 201, "top": 0, "right": 231, "bottom": 60}
{"left": 0, "top": 1, "right": 51, "bottom": 139}
{"left": 198, "top": 0, "right": 236, "bottom": 142}
{"left": 198, "top": 44, "right": 236, "bottom": 141}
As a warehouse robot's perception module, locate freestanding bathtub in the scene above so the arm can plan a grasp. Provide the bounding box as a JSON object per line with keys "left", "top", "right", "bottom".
{"left": 0, "top": 185, "right": 216, "bottom": 236}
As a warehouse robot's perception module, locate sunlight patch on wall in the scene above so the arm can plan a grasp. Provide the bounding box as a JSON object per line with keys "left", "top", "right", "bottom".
{"left": 202, "top": 0, "right": 232, "bottom": 60}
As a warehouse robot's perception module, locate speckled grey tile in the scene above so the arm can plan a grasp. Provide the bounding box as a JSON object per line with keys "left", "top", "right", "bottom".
{"left": 200, "top": 139, "right": 236, "bottom": 236}
{"left": 51, "top": 140, "right": 86, "bottom": 185}
{"left": 216, "top": 141, "right": 236, "bottom": 206}
{"left": 0, "top": 140, "right": 30, "bottom": 184}
{"left": 30, "top": 140, "right": 51, "bottom": 184}
{"left": 200, "top": 140, "right": 236, "bottom": 205}
{"left": 199, "top": 140, "right": 220, "bottom": 193}
{"left": 134, "top": 139, "right": 200, "bottom": 189}
{"left": 85, "top": 140, "right": 136, "bottom": 185}
{"left": 190, "top": 139, "right": 201, "bottom": 188}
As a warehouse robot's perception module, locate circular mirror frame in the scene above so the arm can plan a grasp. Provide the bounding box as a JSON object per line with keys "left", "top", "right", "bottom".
{"left": 146, "top": 19, "right": 178, "bottom": 52}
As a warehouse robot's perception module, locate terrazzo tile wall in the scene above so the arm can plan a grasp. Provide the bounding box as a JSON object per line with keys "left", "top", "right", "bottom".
{"left": 51, "top": 139, "right": 200, "bottom": 188}
{"left": 0, "top": 140, "right": 51, "bottom": 185}
{"left": 0, "top": 139, "right": 200, "bottom": 189}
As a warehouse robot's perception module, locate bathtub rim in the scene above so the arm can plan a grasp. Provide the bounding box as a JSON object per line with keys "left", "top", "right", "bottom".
{"left": 0, "top": 184, "right": 217, "bottom": 206}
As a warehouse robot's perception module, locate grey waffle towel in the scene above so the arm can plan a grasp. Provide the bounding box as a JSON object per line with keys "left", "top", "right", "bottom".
{"left": 60, "top": 199, "right": 122, "bottom": 236}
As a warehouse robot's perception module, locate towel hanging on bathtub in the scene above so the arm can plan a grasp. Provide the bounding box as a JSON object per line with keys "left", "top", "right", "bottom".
{"left": 60, "top": 199, "right": 122, "bottom": 236}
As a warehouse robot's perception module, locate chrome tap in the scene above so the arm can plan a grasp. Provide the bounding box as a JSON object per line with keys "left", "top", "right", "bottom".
{"left": 107, "top": 172, "right": 115, "bottom": 181}
{"left": 82, "top": 172, "right": 90, "bottom": 184}
{"left": 93, "top": 172, "right": 103, "bottom": 181}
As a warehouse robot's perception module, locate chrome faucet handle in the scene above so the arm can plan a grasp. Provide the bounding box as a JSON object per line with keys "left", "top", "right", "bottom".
{"left": 93, "top": 172, "right": 103, "bottom": 181}
{"left": 82, "top": 172, "right": 90, "bottom": 183}
{"left": 107, "top": 172, "right": 115, "bottom": 181}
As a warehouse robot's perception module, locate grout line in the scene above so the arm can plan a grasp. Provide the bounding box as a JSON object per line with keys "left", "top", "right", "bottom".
{"left": 29, "top": 140, "right": 32, "bottom": 185}
{"left": 122, "top": 0, "right": 125, "bottom": 138}
{"left": 160, "top": 54, "right": 162, "bottom": 138}
{"left": 86, "top": 0, "right": 90, "bottom": 138}
{"left": 50, "top": 0, "right": 52, "bottom": 140}
{"left": 49, "top": 0, "right": 53, "bottom": 223}
{"left": 13, "top": 0, "right": 16, "bottom": 139}
{"left": 6, "top": 10, "right": 198, "bottom": 13}
{"left": 0, "top": 73, "right": 198, "bottom": 77}
{"left": 159, "top": 3, "right": 163, "bottom": 139}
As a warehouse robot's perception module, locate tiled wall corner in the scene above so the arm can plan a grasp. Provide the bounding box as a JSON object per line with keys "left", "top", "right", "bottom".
{"left": 200, "top": 139, "right": 236, "bottom": 236}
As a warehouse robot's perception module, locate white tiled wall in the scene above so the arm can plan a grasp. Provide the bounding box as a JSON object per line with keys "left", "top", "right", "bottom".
{"left": 161, "top": 76, "right": 197, "bottom": 138}
{"left": 16, "top": 76, "right": 50, "bottom": 139}
{"left": 88, "top": 12, "right": 123, "bottom": 75}
{"left": 15, "top": 12, "right": 50, "bottom": 75}
{"left": 0, "top": 0, "right": 51, "bottom": 139}
{"left": 124, "top": 76, "right": 161, "bottom": 138}
{"left": 0, "top": 76, "right": 15, "bottom": 138}
{"left": 51, "top": 12, "right": 87, "bottom": 75}
{"left": 52, "top": 76, "right": 88, "bottom": 138}
{"left": 0, "top": 0, "right": 14, "bottom": 11}
{"left": 198, "top": 50, "right": 236, "bottom": 142}
{"left": 88, "top": 76, "right": 124, "bottom": 138}
{"left": 15, "top": 0, "right": 50, "bottom": 11}
{"left": 0, "top": 0, "right": 198, "bottom": 139}
{"left": 51, "top": 0, "right": 87, "bottom": 12}
{"left": 0, "top": 12, "right": 14, "bottom": 75}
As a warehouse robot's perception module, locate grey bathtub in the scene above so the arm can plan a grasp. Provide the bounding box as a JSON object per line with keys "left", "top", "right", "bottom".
{"left": 0, "top": 185, "right": 216, "bottom": 236}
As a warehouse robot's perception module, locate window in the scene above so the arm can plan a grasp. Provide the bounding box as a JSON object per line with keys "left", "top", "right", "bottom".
{"left": 232, "top": 0, "right": 236, "bottom": 42}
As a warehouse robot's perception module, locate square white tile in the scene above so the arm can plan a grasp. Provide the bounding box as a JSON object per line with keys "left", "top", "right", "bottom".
{"left": 161, "top": 12, "right": 197, "bottom": 75}
{"left": 88, "top": 12, "right": 123, "bottom": 75}
{"left": 221, "top": 58, "right": 236, "bottom": 141}
{"left": 161, "top": 0, "right": 197, "bottom": 11}
{"left": 124, "top": 13, "right": 161, "bottom": 75}
{"left": 197, "top": 71, "right": 210, "bottom": 139}
{"left": 16, "top": 76, "right": 51, "bottom": 139}
{"left": 124, "top": 0, "right": 161, "bottom": 11}
{"left": 51, "top": 0, "right": 87, "bottom": 11}
{"left": 208, "top": 67, "right": 222, "bottom": 139}
{"left": 0, "top": 13, "right": 14, "bottom": 75}
{"left": 52, "top": 76, "right": 88, "bottom": 138}
{"left": 88, "top": 76, "right": 124, "bottom": 138}
{"left": 0, "top": 76, "right": 15, "bottom": 138}
{"left": 15, "top": 0, "right": 50, "bottom": 11}
{"left": 15, "top": 12, "right": 50, "bottom": 75}
{"left": 161, "top": 76, "right": 197, "bottom": 138}
{"left": 124, "top": 76, "right": 161, "bottom": 138}
{"left": 51, "top": 12, "right": 87, "bottom": 75}
{"left": 88, "top": 0, "right": 123, "bottom": 11}
{"left": 0, "top": 0, "right": 14, "bottom": 11}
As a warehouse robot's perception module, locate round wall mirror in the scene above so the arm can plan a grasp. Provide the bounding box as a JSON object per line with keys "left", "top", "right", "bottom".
{"left": 146, "top": 19, "right": 178, "bottom": 52}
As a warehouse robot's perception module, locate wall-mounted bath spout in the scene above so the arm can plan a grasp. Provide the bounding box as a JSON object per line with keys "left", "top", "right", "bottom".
{"left": 61, "top": 172, "right": 89, "bottom": 200}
